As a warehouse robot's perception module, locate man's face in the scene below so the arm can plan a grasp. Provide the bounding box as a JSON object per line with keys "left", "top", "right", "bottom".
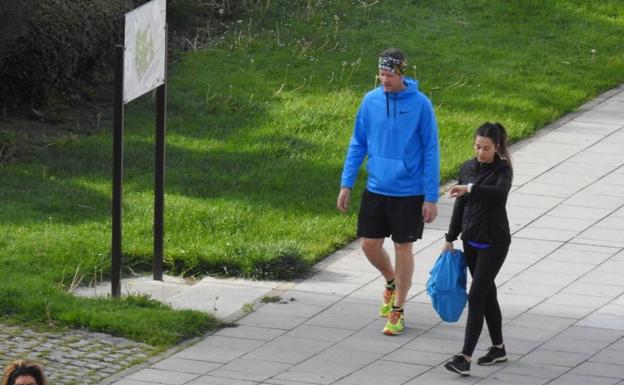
{"left": 379, "top": 69, "right": 404, "bottom": 93}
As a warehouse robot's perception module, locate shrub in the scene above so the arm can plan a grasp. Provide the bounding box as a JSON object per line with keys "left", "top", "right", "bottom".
{"left": 0, "top": 1, "right": 132, "bottom": 111}
{"left": 0, "top": 0, "right": 246, "bottom": 116}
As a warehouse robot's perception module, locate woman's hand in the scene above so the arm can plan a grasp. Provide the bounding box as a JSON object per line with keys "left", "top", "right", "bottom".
{"left": 443, "top": 241, "right": 454, "bottom": 252}
{"left": 449, "top": 184, "right": 468, "bottom": 198}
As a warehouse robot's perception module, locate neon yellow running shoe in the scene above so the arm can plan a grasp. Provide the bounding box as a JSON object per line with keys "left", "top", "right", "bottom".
{"left": 379, "top": 289, "right": 395, "bottom": 318}
{"left": 383, "top": 310, "right": 405, "bottom": 336}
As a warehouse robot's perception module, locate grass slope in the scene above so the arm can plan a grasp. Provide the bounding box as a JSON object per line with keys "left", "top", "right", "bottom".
{"left": 0, "top": 0, "right": 622, "bottom": 345}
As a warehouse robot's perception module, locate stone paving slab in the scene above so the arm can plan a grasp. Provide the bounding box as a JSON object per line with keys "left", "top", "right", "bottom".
{"left": 549, "top": 373, "right": 621, "bottom": 385}
{"left": 151, "top": 357, "right": 221, "bottom": 375}
{"left": 187, "top": 377, "right": 258, "bottom": 385}
{"left": 73, "top": 275, "right": 287, "bottom": 322}
{"left": 513, "top": 181, "right": 578, "bottom": 198}
{"left": 214, "top": 325, "right": 285, "bottom": 341}
{"left": 241, "top": 347, "right": 315, "bottom": 365}
{"left": 209, "top": 358, "right": 293, "bottom": 382}
{"left": 547, "top": 204, "right": 612, "bottom": 220}
{"left": 532, "top": 171, "right": 598, "bottom": 188}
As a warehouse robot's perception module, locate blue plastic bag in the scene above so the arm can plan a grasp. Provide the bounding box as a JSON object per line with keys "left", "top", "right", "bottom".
{"left": 426, "top": 249, "right": 468, "bottom": 322}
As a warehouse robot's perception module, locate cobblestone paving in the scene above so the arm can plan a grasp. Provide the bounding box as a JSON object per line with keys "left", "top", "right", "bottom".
{"left": 0, "top": 323, "right": 160, "bottom": 385}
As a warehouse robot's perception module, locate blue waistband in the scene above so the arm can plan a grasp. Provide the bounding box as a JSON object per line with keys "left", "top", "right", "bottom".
{"left": 466, "top": 240, "right": 492, "bottom": 249}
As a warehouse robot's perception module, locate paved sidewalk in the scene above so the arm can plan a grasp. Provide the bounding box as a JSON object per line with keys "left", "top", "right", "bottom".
{"left": 106, "top": 84, "right": 624, "bottom": 385}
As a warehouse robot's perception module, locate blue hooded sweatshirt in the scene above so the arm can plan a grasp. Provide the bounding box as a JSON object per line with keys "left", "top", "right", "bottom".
{"left": 340, "top": 77, "right": 440, "bottom": 202}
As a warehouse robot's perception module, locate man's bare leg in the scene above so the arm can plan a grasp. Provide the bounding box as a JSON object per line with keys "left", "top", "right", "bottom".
{"left": 393, "top": 242, "right": 414, "bottom": 307}
{"left": 361, "top": 237, "right": 394, "bottom": 281}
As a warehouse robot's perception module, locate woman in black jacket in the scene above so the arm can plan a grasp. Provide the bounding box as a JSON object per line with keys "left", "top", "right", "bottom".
{"left": 443, "top": 122, "right": 513, "bottom": 376}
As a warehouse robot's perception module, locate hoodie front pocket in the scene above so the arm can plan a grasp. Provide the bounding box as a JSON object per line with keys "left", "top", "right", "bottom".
{"left": 367, "top": 156, "right": 415, "bottom": 192}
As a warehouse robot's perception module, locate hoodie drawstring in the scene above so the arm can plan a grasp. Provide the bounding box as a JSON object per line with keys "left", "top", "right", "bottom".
{"left": 394, "top": 94, "right": 397, "bottom": 119}
{"left": 384, "top": 92, "right": 399, "bottom": 118}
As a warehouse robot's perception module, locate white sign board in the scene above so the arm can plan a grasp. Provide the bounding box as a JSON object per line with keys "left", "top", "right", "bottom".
{"left": 123, "top": 0, "right": 166, "bottom": 104}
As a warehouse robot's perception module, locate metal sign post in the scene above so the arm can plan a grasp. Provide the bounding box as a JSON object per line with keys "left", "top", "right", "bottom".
{"left": 111, "top": 0, "right": 167, "bottom": 297}
{"left": 152, "top": 81, "right": 165, "bottom": 281}
{"left": 153, "top": 27, "right": 167, "bottom": 280}
{"left": 112, "top": 45, "right": 125, "bottom": 297}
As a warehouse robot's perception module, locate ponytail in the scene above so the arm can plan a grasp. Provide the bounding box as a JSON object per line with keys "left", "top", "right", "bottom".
{"left": 475, "top": 122, "right": 512, "bottom": 169}
{"left": 494, "top": 122, "right": 512, "bottom": 168}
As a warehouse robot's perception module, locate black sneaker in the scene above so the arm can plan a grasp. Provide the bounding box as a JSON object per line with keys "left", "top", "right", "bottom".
{"left": 444, "top": 354, "right": 471, "bottom": 376}
{"left": 477, "top": 345, "right": 507, "bottom": 366}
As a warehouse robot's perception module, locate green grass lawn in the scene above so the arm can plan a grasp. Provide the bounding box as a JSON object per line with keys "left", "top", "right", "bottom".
{"left": 1, "top": 0, "right": 623, "bottom": 346}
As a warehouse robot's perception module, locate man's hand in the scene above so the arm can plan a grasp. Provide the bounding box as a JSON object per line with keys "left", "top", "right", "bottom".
{"left": 422, "top": 201, "right": 437, "bottom": 223}
{"left": 337, "top": 187, "right": 351, "bottom": 213}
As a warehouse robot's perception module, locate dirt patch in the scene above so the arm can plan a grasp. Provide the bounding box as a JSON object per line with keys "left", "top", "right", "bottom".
{"left": 0, "top": 81, "right": 113, "bottom": 165}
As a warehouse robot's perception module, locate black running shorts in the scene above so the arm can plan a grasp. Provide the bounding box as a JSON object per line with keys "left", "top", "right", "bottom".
{"left": 357, "top": 190, "right": 425, "bottom": 243}
{"left": 357, "top": 189, "right": 425, "bottom": 243}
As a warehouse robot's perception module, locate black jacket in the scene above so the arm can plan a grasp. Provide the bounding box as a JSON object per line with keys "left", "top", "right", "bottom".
{"left": 445, "top": 154, "right": 512, "bottom": 245}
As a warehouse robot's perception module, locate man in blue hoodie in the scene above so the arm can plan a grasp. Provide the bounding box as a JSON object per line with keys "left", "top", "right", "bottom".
{"left": 337, "top": 48, "right": 440, "bottom": 335}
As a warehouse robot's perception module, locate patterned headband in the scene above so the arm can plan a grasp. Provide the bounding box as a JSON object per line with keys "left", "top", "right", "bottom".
{"left": 378, "top": 56, "right": 406, "bottom": 75}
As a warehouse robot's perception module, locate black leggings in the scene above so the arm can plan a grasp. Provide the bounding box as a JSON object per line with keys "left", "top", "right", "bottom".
{"left": 461, "top": 241, "right": 509, "bottom": 357}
